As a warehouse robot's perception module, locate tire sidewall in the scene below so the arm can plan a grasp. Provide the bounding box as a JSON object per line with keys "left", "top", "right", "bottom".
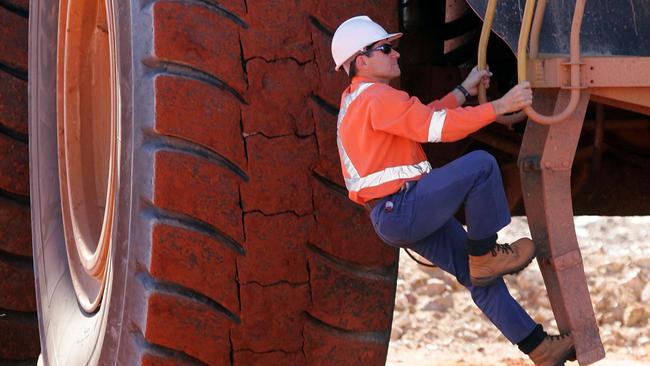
{"left": 28, "top": 1, "right": 134, "bottom": 364}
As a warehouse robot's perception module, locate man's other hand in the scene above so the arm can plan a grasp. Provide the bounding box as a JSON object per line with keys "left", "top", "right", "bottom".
{"left": 461, "top": 66, "right": 492, "bottom": 96}
{"left": 492, "top": 82, "right": 533, "bottom": 115}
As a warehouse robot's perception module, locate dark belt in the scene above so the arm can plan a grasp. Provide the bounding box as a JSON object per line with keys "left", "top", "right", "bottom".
{"left": 363, "top": 181, "right": 413, "bottom": 212}
{"left": 364, "top": 198, "right": 383, "bottom": 212}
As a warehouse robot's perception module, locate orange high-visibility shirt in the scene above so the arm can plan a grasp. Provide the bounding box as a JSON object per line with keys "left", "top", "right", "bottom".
{"left": 337, "top": 76, "right": 497, "bottom": 204}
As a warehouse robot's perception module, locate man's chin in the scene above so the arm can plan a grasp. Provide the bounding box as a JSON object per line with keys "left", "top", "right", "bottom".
{"left": 388, "top": 71, "right": 401, "bottom": 85}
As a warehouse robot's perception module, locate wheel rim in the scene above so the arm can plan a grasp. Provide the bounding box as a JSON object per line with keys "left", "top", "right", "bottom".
{"left": 56, "top": 0, "right": 120, "bottom": 313}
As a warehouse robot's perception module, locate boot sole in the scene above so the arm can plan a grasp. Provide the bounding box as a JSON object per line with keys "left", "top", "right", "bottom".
{"left": 470, "top": 253, "right": 536, "bottom": 287}
{"left": 554, "top": 346, "right": 577, "bottom": 366}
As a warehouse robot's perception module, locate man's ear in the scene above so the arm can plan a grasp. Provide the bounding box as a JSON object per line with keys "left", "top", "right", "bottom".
{"left": 355, "top": 55, "right": 368, "bottom": 71}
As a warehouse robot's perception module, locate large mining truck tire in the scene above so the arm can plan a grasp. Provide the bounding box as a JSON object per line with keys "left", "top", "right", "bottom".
{"left": 0, "top": 1, "right": 41, "bottom": 363}
{"left": 29, "top": 1, "right": 399, "bottom": 365}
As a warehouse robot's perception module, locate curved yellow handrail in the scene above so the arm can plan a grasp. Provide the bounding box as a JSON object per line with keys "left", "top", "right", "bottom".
{"left": 477, "top": 0, "right": 497, "bottom": 104}
{"left": 518, "top": 0, "right": 586, "bottom": 125}
{"left": 477, "top": 0, "right": 526, "bottom": 124}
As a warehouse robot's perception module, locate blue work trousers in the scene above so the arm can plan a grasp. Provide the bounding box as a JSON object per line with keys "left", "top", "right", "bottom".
{"left": 369, "top": 150, "right": 536, "bottom": 344}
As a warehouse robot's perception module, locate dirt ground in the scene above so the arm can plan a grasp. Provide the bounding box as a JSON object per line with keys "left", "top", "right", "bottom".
{"left": 386, "top": 216, "right": 650, "bottom": 366}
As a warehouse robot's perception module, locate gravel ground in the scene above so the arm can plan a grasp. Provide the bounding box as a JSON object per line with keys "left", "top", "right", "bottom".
{"left": 386, "top": 216, "right": 650, "bottom": 365}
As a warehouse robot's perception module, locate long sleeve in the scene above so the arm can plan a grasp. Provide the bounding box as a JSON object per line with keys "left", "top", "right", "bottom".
{"left": 427, "top": 92, "right": 459, "bottom": 110}
{"left": 368, "top": 87, "right": 442, "bottom": 143}
{"left": 368, "top": 85, "right": 497, "bottom": 143}
{"left": 440, "top": 103, "right": 497, "bottom": 142}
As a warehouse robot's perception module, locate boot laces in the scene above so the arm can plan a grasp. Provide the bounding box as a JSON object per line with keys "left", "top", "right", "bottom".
{"left": 490, "top": 243, "right": 514, "bottom": 256}
{"left": 547, "top": 333, "right": 571, "bottom": 341}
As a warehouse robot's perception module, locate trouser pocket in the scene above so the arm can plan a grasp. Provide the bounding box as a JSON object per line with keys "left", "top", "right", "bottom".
{"left": 369, "top": 190, "right": 415, "bottom": 247}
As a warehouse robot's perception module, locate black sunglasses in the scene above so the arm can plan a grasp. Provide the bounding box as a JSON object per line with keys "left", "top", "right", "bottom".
{"left": 362, "top": 43, "right": 393, "bottom": 56}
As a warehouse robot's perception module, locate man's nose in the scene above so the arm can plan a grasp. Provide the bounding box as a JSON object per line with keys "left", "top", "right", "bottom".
{"left": 392, "top": 49, "right": 400, "bottom": 58}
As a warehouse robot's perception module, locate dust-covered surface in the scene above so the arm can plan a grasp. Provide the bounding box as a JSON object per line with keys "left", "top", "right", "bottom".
{"left": 387, "top": 216, "right": 650, "bottom": 365}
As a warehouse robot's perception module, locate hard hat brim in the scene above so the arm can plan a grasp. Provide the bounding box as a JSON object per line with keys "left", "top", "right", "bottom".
{"left": 334, "top": 32, "right": 403, "bottom": 71}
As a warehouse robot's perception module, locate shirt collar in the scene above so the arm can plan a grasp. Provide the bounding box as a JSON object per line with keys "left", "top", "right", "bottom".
{"left": 351, "top": 76, "right": 377, "bottom": 85}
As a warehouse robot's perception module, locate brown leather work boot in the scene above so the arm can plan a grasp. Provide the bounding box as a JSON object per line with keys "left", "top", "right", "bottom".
{"left": 528, "top": 333, "right": 576, "bottom": 366}
{"left": 469, "top": 237, "right": 535, "bottom": 286}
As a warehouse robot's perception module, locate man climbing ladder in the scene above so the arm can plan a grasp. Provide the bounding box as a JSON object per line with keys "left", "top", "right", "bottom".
{"left": 331, "top": 15, "right": 576, "bottom": 365}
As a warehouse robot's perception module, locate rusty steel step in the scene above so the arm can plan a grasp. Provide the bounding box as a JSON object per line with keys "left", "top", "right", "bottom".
{"left": 519, "top": 90, "right": 605, "bottom": 365}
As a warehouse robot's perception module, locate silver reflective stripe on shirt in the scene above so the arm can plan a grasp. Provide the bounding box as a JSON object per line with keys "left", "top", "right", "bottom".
{"left": 336, "top": 83, "right": 432, "bottom": 192}
{"left": 427, "top": 109, "right": 447, "bottom": 142}
{"left": 336, "top": 83, "right": 374, "bottom": 182}
{"left": 345, "top": 160, "right": 431, "bottom": 192}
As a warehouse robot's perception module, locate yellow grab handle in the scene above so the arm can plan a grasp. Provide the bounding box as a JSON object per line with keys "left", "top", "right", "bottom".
{"left": 477, "top": 0, "right": 527, "bottom": 125}
{"left": 518, "top": 0, "right": 586, "bottom": 125}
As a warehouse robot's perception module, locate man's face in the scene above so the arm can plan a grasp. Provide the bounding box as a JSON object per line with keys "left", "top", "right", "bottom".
{"left": 358, "top": 40, "right": 400, "bottom": 81}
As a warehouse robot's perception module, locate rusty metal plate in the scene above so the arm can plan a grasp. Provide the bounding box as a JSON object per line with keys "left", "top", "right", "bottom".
{"left": 467, "top": 0, "right": 650, "bottom": 56}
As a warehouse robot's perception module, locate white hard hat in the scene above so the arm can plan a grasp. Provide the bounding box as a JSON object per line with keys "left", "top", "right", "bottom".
{"left": 331, "top": 15, "right": 402, "bottom": 74}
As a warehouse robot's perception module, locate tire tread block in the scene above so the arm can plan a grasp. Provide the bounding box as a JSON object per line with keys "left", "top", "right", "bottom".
{"left": 303, "top": 318, "right": 387, "bottom": 366}
{"left": 0, "top": 257, "right": 35, "bottom": 311}
{"left": 151, "top": 224, "right": 239, "bottom": 316}
{"left": 241, "top": 135, "right": 316, "bottom": 215}
{"left": 241, "top": 1, "right": 313, "bottom": 62}
{"left": 312, "top": 100, "right": 345, "bottom": 187}
{"left": 211, "top": 0, "right": 246, "bottom": 17}
{"left": 243, "top": 58, "right": 316, "bottom": 137}
{"left": 238, "top": 212, "right": 311, "bottom": 285}
{"left": 307, "top": 252, "right": 394, "bottom": 332}
{"left": 141, "top": 353, "right": 197, "bottom": 366}
{"left": 0, "top": 197, "right": 30, "bottom": 257}
{"left": 154, "top": 76, "right": 246, "bottom": 170}
{"left": 0, "top": 7, "right": 27, "bottom": 71}
{"left": 0, "top": 72, "right": 27, "bottom": 136}
{"left": 312, "top": 180, "right": 396, "bottom": 267}
{"left": 234, "top": 350, "right": 306, "bottom": 366}
{"left": 0, "top": 134, "right": 28, "bottom": 196}
{"left": 153, "top": 2, "right": 246, "bottom": 93}
{"left": 145, "top": 292, "right": 231, "bottom": 366}
{"left": 153, "top": 151, "right": 244, "bottom": 243}
{"left": 231, "top": 282, "right": 309, "bottom": 353}
{"left": 310, "top": 25, "right": 348, "bottom": 109}
{"left": 312, "top": 2, "right": 399, "bottom": 35}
